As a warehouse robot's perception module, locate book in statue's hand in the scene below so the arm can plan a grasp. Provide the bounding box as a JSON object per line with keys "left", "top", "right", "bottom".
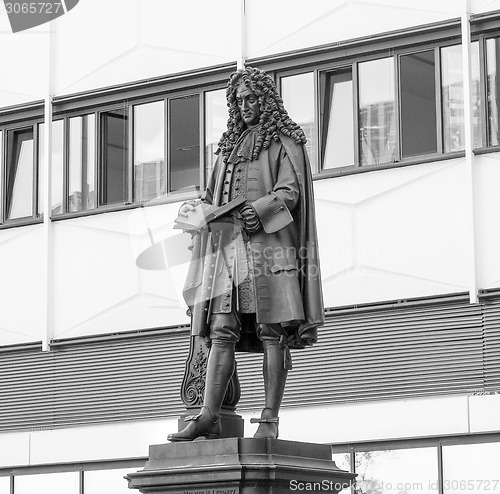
{"left": 173, "top": 196, "right": 246, "bottom": 232}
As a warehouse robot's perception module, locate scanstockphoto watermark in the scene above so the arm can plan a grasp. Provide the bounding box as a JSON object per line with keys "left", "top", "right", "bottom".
{"left": 354, "top": 479, "right": 500, "bottom": 493}
{"left": 289, "top": 479, "right": 500, "bottom": 493}
{"left": 289, "top": 480, "right": 351, "bottom": 491}
{"left": 3, "top": 0, "right": 79, "bottom": 33}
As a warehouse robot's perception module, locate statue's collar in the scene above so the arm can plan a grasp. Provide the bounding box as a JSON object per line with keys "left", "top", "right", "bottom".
{"left": 227, "top": 126, "right": 260, "bottom": 164}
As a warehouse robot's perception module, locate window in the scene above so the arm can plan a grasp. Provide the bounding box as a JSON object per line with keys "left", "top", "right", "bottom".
{"left": 84, "top": 468, "right": 132, "bottom": 494}
{"left": 69, "top": 114, "right": 96, "bottom": 212}
{"left": 443, "top": 443, "right": 500, "bottom": 494}
{"left": 358, "top": 57, "right": 397, "bottom": 167}
{"left": 354, "top": 448, "right": 438, "bottom": 494}
{"left": 14, "top": 472, "right": 79, "bottom": 494}
{"left": 486, "top": 37, "right": 500, "bottom": 146}
{"left": 5, "top": 127, "right": 35, "bottom": 220}
{"left": 334, "top": 439, "right": 500, "bottom": 494}
{"left": 99, "top": 107, "right": 129, "bottom": 206}
{"left": 320, "top": 68, "right": 354, "bottom": 169}
{"left": 134, "top": 101, "right": 165, "bottom": 203}
{"left": 400, "top": 50, "right": 437, "bottom": 157}
{"left": 169, "top": 94, "right": 200, "bottom": 194}
{"left": 316, "top": 39, "right": 486, "bottom": 172}
{"left": 281, "top": 72, "right": 317, "bottom": 171}
{"left": 0, "top": 476, "right": 10, "bottom": 494}
{"left": 40, "top": 85, "right": 219, "bottom": 217}
{"left": 38, "top": 120, "right": 65, "bottom": 215}
{"left": 441, "top": 42, "right": 481, "bottom": 152}
{"left": 205, "top": 88, "right": 226, "bottom": 182}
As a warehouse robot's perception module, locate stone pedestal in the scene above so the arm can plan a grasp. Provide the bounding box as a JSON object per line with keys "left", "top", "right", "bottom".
{"left": 126, "top": 438, "right": 356, "bottom": 494}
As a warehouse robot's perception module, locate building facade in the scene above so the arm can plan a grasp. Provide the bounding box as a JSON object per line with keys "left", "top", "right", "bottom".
{"left": 1, "top": 0, "right": 500, "bottom": 492}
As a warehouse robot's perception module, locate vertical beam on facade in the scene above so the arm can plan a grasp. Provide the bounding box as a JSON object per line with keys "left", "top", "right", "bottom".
{"left": 461, "top": 0, "right": 479, "bottom": 305}
{"left": 41, "top": 21, "right": 56, "bottom": 351}
{"left": 238, "top": 0, "right": 246, "bottom": 69}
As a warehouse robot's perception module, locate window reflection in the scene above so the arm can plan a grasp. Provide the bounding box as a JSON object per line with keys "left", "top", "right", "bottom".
{"left": 205, "top": 89, "right": 226, "bottom": 183}
{"left": 332, "top": 452, "right": 351, "bottom": 472}
{"left": 443, "top": 442, "right": 500, "bottom": 494}
{"left": 0, "top": 476, "right": 9, "bottom": 493}
{"left": 487, "top": 38, "right": 500, "bottom": 146}
{"left": 169, "top": 95, "right": 200, "bottom": 193}
{"left": 354, "top": 448, "right": 438, "bottom": 494}
{"left": 100, "top": 108, "right": 128, "bottom": 206}
{"left": 38, "top": 120, "right": 65, "bottom": 215}
{"left": 359, "top": 57, "right": 397, "bottom": 166}
{"left": 400, "top": 51, "right": 437, "bottom": 157}
{"left": 321, "top": 68, "right": 354, "bottom": 169}
{"left": 15, "top": 472, "right": 79, "bottom": 494}
{"left": 281, "top": 72, "right": 317, "bottom": 171}
{"left": 441, "top": 42, "right": 481, "bottom": 152}
{"left": 69, "top": 114, "right": 96, "bottom": 212}
{"left": 134, "top": 101, "right": 165, "bottom": 203}
{"left": 84, "top": 468, "right": 133, "bottom": 494}
{"left": 6, "top": 128, "right": 34, "bottom": 220}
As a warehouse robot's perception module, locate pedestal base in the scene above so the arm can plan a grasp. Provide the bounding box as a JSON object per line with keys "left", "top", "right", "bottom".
{"left": 126, "top": 438, "right": 356, "bottom": 494}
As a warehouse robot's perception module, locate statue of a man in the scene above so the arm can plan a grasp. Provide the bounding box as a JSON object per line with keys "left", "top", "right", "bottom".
{"left": 168, "top": 66, "right": 324, "bottom": 441}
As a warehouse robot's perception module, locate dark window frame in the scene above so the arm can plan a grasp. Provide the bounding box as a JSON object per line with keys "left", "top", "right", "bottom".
{"left": 267, "top": 16, "right": 500, "bottom": 178}
{"left": 48, "top": 73, "right": 229, "bottom": 220}
{"left": 0, "top": 120, "right": 43, "bottom": 227}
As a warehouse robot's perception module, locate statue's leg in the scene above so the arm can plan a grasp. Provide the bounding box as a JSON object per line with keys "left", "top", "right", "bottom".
{"left": 168, "top": 314, "right": 238, "bottom": 442}
{"left": 252, "top": 326, "right": 288, "bottom": 439}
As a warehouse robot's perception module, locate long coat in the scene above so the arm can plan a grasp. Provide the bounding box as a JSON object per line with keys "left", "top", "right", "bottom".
{"left": 183, "top": 134, "right": 324, "bottom": 352}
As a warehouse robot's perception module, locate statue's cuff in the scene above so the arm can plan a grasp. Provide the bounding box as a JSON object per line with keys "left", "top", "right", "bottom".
{"left": 251, "top": 192, "right": 293, "bottom": 233}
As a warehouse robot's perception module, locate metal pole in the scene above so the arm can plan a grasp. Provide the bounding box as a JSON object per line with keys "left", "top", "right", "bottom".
{"left": 461, "top": 0, "right": 479, "bottom": 304}
{"left": 238, "top": 0, "right": 246, "bottom": 70}
{"left": 42, "top": 19, "right": 56, "bottom": 351}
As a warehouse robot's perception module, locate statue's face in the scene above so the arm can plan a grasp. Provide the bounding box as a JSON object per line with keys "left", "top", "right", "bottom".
{"left": 235, "top": 82, "right": 260, "bottom": 126}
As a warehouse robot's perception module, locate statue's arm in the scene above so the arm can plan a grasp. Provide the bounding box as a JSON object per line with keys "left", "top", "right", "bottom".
{"left": 249, "top": 147, "right": 299, "bottom": 234}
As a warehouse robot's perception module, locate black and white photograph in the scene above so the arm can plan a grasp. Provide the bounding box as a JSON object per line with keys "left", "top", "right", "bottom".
{"left": 0, "top": 0, "right": 500, "bottom": 493}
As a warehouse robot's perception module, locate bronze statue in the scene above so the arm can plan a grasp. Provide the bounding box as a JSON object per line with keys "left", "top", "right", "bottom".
{"left": 168, "top": 66, "right": 324, "bottom": 442}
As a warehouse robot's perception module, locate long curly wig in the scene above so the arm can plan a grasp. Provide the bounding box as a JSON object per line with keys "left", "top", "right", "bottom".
{"left": 217, "top": 66, "right": 307, "bottom": 162}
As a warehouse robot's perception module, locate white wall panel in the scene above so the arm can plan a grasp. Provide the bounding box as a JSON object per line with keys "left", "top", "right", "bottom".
{"left": 475, "top": 153, "right": 500, "bottom": 290}
{"left": 52, "top": 157, "right": 478, "bottom": 340}
{"left": 53, "top": 0, "right": 239, "bottom": 96}
{"left": 471, "top": 0, "right": 500, "bottom": 14}
{"left": 0, "top": 10, "right": 49, "bottom": 108}
{"left": 52, "top": 204, "right": 191, "bottom": 340}
{"left": 0, "top": 225, "right": 45, "bottom": 345}
{"left": 246, "top": 0, "right": 461, "bottom": 59}
{"left": 315, "top": 160, "right": 470, "bottom": 307}
{"left": 1, "top": 393, "right": 489, "bottom": 469}
{"left": 0, "top": 432, "right": 30, "bottom": 468}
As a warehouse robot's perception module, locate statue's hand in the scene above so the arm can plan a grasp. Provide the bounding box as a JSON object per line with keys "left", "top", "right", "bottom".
{"left": 178, "top": 202, "right": 197, "bottom": 218}
{"left": 238, "top": 203, "right": 262, "bottom": 235}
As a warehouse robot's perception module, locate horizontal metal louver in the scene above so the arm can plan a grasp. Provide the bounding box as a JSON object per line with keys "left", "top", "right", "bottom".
{"left": 481, "top": 297, "right": 500, "bottom": 390}
{"left": 236, "top": 299, "right": 486, "bottom": 410}
{"left": 0, "top": 333, "right": 190, "bottom": 431}
{"left": 0, "top": 294, "right": 499, "bottom": 433}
